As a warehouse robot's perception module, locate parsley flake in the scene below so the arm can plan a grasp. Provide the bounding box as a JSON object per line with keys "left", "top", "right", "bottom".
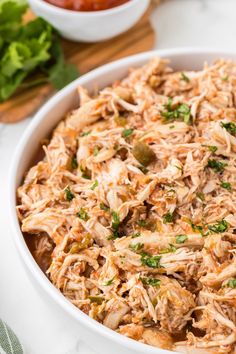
{"left": 99, "top": 203, "right": 109, "bottom": 212}
{"left": 109, "top": 211, "right": 121, "bottom": 239}
{"left": 202, "top": 145, "right": 218, "bottom": 153}
{"left": 71, "top": 155, "right": 78, "bottom": 169}
{"left": 122, "top": 128, "right": 134, "bottom": 138}
{"left": 141, "top": 253, "right": 162, "bottom": 268}
{"left": 180, "top": 72, "right": 190, "bottom": 82}
{"left": 160, "top": 244, "right": 176, "bottom": 254}
{"left": 196, "top": 192, "right": 205, "bottom": 201}
{"left": 163, "top": 212, "right": 174, "bottom": 224}
{"left": 91, "top": 180, "right": 98, "bottom": 190}
{"left": 140, "top": 277, "right": 161, "bottom": 287}
{"left": 81, "top": 131, "right": 91, "bottom": 137}
{"left": 222, "top": 75, "right": 229, "bottom": 81}
{"left": 221, "top": 121, "right": 236, "bottom": 136}
{"left": 129, "top": 243, "right": 144, "bottom": 252}
{"left": 208, "top": 219, "right": 228, "bottom": 233}
{"left": 132, "top": 232, "right": 141, "bottom": 238}
{"left": 76, "top": 208, "right": 89, "bottom": 221}
{"left": 176, "top": 234, "right": 188, "bottom": 244}
{"left": 93, "top": 146, "right": 100, "bottom": 156}
{"left": 64, "top": 186, "right": 75, "bottom": 201}
{"left": 207, "top": 159, "right": 227, "bottom": 173}
{"left": 228, "top": 278, "right": 236, "bottom": 288}
{"left": 103, "top": 277, "right": 115, "bottom": 286}
{"left": 220, "top": 181, "right": 232, "bottom": 191}
{"left": 111, "top": 211, "right": 120, "bottom": 230}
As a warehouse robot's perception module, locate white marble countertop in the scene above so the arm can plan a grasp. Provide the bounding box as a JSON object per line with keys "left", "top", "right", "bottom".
{"left": 0, "top": 0, "right": 235, "bottom": 353}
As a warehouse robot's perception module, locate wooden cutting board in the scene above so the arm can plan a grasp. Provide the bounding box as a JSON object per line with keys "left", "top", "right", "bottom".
{"left": 0, "top": 6, "right": 155, "bottom": 124}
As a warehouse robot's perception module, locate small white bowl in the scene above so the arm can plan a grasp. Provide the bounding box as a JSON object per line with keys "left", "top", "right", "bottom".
{"left": 9, "top": 48, "right": 236, "bottom": 354}
{"left": 28, "top": 0, "right": 150, "bottom": 42}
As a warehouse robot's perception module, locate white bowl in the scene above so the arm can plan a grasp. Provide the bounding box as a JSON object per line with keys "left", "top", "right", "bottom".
{"left": 9, "top": 48, "right": 236, "bottom": 354}
{"left": 28, "top": 0, "right": 150, "bottom": 42}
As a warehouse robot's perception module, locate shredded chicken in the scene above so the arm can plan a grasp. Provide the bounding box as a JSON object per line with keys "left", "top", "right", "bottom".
{"left": 17, "top": 58, "right": 236, "bottom": 353}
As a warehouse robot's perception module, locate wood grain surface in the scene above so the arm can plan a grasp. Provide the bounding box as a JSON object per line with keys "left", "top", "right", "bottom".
{"left": 0, "top": 6, "right": 155, "bottom": 124}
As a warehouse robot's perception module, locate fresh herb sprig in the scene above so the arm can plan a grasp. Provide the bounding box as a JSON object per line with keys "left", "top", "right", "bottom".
{"left": 0, "top": 0, "right": 78, "bottom": 102}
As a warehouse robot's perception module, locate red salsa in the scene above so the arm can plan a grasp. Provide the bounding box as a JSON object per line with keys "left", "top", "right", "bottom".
{"left": 45, "top": 0, "right": 130, "bottom": 11}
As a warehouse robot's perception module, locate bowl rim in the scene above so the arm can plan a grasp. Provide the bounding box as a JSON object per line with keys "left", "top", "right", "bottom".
{"left": 9, "top": 47, "right": 236, "bottom": 354}
{"left": 29, "top": 0, "right": 143, "bottom": 17}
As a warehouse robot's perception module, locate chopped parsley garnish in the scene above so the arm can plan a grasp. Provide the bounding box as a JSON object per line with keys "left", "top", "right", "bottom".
{"left": 202, "top": 145, "right": 218, "bottom": 153}
{"left": 222, "top": 75, "right": 229, "bottom": 81}
{"left": 137, "top": 220, "right": 148, "bottom": 227}
{"left": 180, "top": 72, "right": 190, "bottom": 82}
{"left": 111, "top": 211, "right": 120, "bottom": 230}
{"left": 190, "top": 222, "right": 209, "bottom": 237}
{"left": 103, "top": 277, "right": 115, "bottom": 286}
{"left": 160, "top": 244, "right": 176, "bottom": 254}
{"left": 196, "top": 192, "right": 205, "bottom": 201}
{"left": 163, "top": 212, "right": 174, "bottom": 224}
{"left": 71, "top": 155, "right": 78, "bottom": 169}
{"left": 228, "top": 278, "right": 236, "bottom": 288}
{"left": 108, "top": 230, "right": 120, "bottom": 240}
{"left": 76, "top": 208, "right": 89, "bottom": 221}
{"left": 129, "top": 243, "right": 144, "bottom": 252}
{"left": 81, "top": 131, "right": 91, "bottom": 137}
{"left": 122, "top": 128, "right": 134, "bottom": 138}
{"left": 207, "top": 159, "right": 227, "bottom": 173}
{"left": 220, "top": 181, "right": 231, "bottom": 191}
{"left": 93, "top": 146, "right": 100, "bottom": 156}
{"left": 176, "top": 234, "right": 188, "bottom": 244}
{"left": 64, "top": 186, "right": 75, "bottom": 201}
{"left": 220, "top": 121, "right": 236, "bottom": 136}
{"left": 108, "top": 211, "right": 121, "bottom": 239}
{"left": 141, "top": 253, "right": 162, "bottom": 268}
{"left": 140, "top": 277, "right": 161, "bottom": 287}
{"left": 99, "top": 203, "right": 109, "bottom": 212}
{"left": 161, "top": 98, "right": 192, "bottom": 125}
{"left": 91, "top": 180, "right": 98, "bottom": 190}
{"left": 208, "top": 219, "right": 228, "bottom": 233}
{"left": 132, "top": 232, "right": 141, "bottom": 238}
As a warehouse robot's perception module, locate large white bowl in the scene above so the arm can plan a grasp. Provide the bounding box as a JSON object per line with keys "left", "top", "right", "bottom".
{"left": 28, "top": 0, "right": 150, "bottom": 42}
{"left": 9, "top": 48, "right": 236, "bottom": 354}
